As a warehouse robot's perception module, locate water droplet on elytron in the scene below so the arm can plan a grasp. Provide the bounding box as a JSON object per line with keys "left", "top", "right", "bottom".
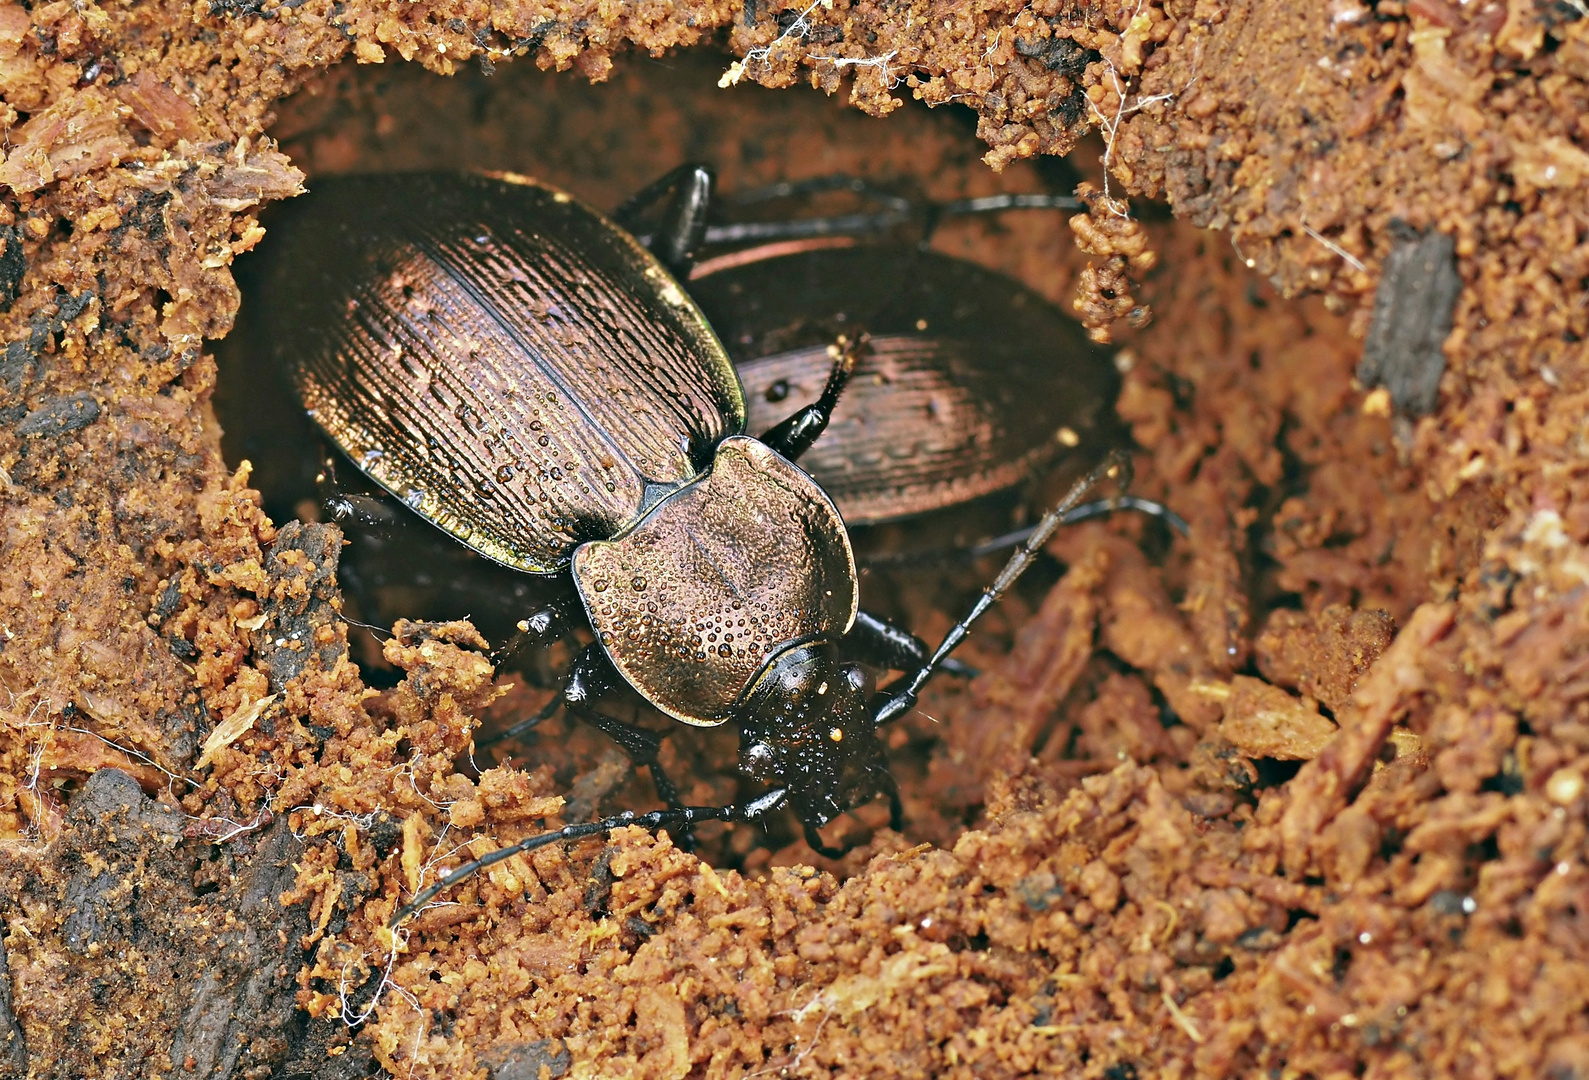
{"left": 593, "top": 579, "right": 609, "bottom": 592}
{"left": 538, "top": 436, "right": 550, "bottom": 447}
{"left": 529, "top": 419, "right": 543, "bottom": 431}
{"left": 631, "top": 576, "right": 646, "bottom": 591}
{"left": 550, "top": 467, "right": 563, "bottom": 480}
{"left": 496, "top": 465, "right": 515, "bottom": 483}
{"left": 360, "top": 449, "right": 384, "bottom": 469}
{"left": 695, "top": 651, "right": 707, "bottom": 662}
{"left": 718, "top": 644, "right": 733, "bottom": 657}
{"left": 606, "top": 483, "right": 616, "bottom": 493}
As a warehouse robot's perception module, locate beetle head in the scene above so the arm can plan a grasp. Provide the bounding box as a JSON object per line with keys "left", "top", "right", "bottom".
{"left": 737, "top": 641, "right": 892, "bottom": 829}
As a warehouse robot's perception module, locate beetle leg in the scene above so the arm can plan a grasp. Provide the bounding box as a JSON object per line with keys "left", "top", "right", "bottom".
{"left": 757, "top": 333, "right": 864, "bottom": 462}
{"left": 802, "top": 821, "right": 849, "bottom": 860}
{"left": 481, "top": 691, "right": 565, "bottom": 750}
{"left": 574, "top": 710, "right": 685, "bottom": 813}
{"left": 557, "top": 643, "right": 697, "bottom": 848}
{"left": 315, "top": 452, "right": 410, "bottom": 539}
{"left": 390, "top": 787, "right": 791, "bottom": 926}
{"left": 799, "top": 766, "right": 901, "bottom": 859}
{"left": 844, "top": 610, "right": 977, "bottom": 679}
{"left": 700, "top": 174, "right": 915, "bottom": 246}
{"left": 874, "top": 452, "right": 1134, "bottom": 727}
{"left": 613, "top": 164, "right": 716, "bottom": 276}
{"left": 697, "top": 174, "right": 1082, "bottom": 247}
{"left": 489, "top": 592, "right": 581, "bottom": 667}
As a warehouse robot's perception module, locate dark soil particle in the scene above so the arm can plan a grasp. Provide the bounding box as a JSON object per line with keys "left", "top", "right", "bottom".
{"left": 0, "top": 0, "right": 1585, "bottom": 1078}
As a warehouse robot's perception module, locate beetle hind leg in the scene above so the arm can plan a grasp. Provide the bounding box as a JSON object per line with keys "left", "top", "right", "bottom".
{"left": 698, "top": 174, "right": 1083, "bottom": 248}
{"left": 613, "top": 164, "right": 716, "bottom": 276}
{"left": 757, "top": 332, "right": 864, "bottom": 462}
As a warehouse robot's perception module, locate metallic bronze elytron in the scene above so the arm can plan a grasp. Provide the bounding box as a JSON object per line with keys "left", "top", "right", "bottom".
{"left": 689, "top": 242, "right": 1118, "bottom": 525}
{"left": 274, "top": 171, "right": 744, "bottom": 573}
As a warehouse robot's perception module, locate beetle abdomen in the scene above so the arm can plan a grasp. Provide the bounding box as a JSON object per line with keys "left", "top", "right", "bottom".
{"left": 572, "top": 436, "right": 858, "bottom": 727}
{"left": 740, "top": 334, "right": 1065, "bottom": 524}
{"left": 692, "top": 244, "right": 1118, "bottom": 525}
{"left": 263, "top": 172, "right": 746, "bottom": 572}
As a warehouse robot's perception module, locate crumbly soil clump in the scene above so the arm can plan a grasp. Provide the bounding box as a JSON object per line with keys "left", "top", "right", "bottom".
{"left": 0, "top": 2, "right": 1585, "bottom": 1078}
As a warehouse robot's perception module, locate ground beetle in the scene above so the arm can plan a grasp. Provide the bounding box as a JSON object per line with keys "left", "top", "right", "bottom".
{"left": 253, "top": 169, "right": 1148, "bottom": 924}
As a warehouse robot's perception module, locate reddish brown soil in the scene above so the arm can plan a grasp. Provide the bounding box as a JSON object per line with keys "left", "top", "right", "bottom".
{"left": 0, "top": 2, "right": 1585, "bottom": 1078}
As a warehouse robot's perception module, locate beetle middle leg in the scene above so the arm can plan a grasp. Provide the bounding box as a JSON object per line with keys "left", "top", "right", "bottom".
{"left": 843, "top": 610, "right": 977, "bottom": 680}
{"left": 801, "top": 770, "right": 903, "bottom": 859}
{"left": 480, "top": 591, "right": 587, "bottom": 743}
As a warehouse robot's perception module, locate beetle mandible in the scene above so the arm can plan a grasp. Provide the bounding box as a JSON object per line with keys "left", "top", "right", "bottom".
{"left": 256, "top": 169, "right": 1142, "bottom": 923}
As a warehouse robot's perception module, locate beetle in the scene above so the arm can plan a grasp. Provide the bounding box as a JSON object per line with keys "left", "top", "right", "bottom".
{"left": 249, "top": 170, "right": 1153, "bottom": 923}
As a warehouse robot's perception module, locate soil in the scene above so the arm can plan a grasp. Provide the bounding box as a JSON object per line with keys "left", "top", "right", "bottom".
{"left": 0, "top": 1, "right": 1586, "bottom": 1078}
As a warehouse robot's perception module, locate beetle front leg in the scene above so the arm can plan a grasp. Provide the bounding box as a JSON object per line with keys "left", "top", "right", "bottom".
{"left": 844, "top": 610, "right": 977, "bottom": 680}
{"left": 799, "top": 768, "right": 902, "bottom": 859}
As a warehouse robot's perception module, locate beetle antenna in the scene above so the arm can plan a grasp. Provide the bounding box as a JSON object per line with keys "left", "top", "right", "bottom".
{"left": 389, "top": 788, "right": 790, "bottom": 927}
{"left": 477, "top": 691, "right": 564, "bottom": 749}
{"left": 873, "top": 452, "right": 1133, "bottom": 726}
